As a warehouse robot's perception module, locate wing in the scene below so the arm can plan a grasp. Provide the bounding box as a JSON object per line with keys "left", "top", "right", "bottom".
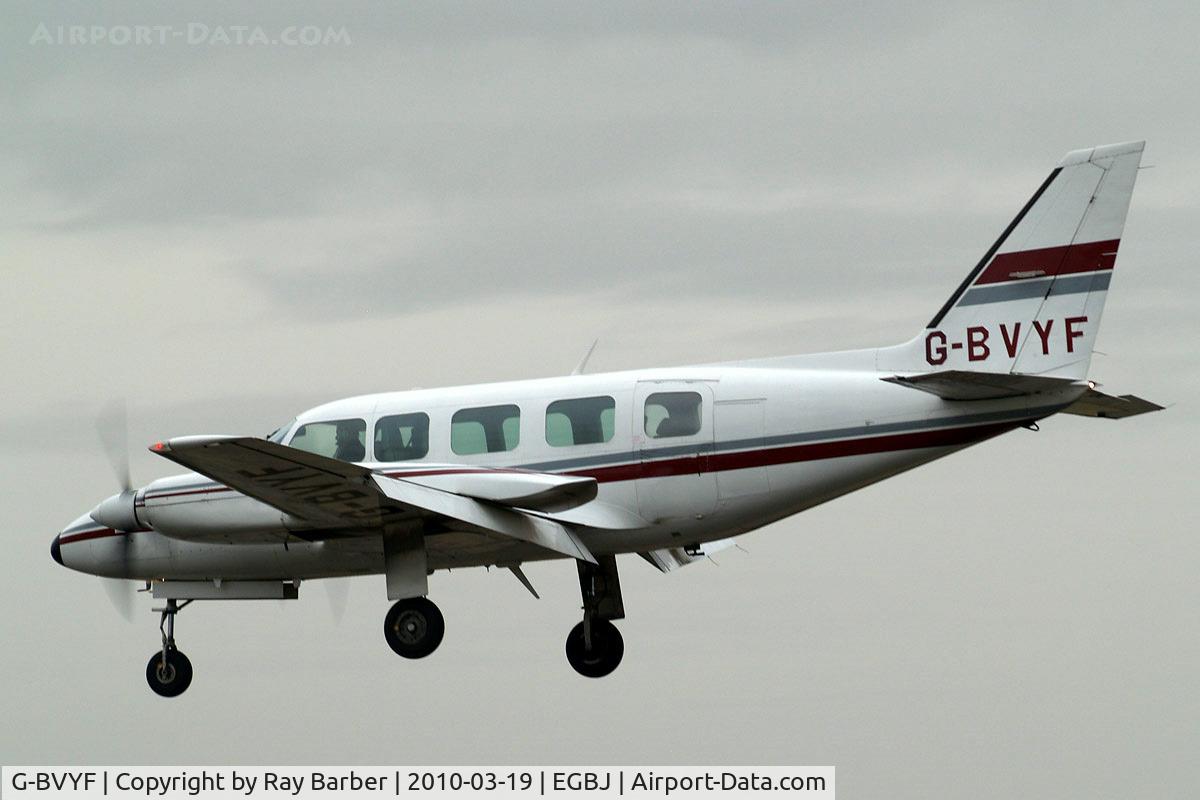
{"left": 151, "top": 435, "right": 399, "bottom": 528}
{"left": 149, "top": 436, "right": 600, "bottom": 562}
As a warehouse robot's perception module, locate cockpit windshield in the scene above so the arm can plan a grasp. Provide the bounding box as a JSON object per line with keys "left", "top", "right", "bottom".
{"left": 288, "top": 418, "right": 367, "bottom": 462}
{"left": 265, "top": 420, "right": 295, "bottom": 444}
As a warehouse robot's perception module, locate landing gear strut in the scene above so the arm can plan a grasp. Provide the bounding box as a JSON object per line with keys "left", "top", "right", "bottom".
{"left": 384, "top": 597, "right": 444, "bottom": 658}
{"left": 146, "top": 598, "right": 193, "bottom": 697}
{"left": 565, "top": 556, "right": 625, "bottom": 678}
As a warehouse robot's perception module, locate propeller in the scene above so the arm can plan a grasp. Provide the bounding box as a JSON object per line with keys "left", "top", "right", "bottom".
{"left": 96, "top": 399, "right": 132, "bottom": 493}
{"left": 101, "top": 578, "right": 135, "bottom": 622}
{"left": 324, "top": 578, "right": 350, "bottom": 626}
{"left": 95, "top": 399, "right": 137, "bottom": 622}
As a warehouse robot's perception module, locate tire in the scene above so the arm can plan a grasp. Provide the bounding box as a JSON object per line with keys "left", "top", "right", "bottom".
{"left": 145, "top": 648, "right": 193, "bottom": 697}
{"left": 565, "top": 619, "right": 624, "bottom": 678}
{"left": 384, "top": 597, "right": 445, "bottom": 659}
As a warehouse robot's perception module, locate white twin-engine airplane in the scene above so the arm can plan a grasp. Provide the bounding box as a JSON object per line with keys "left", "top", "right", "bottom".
{"left": 54, "top": 141, "right": 1161, "bottom": 696}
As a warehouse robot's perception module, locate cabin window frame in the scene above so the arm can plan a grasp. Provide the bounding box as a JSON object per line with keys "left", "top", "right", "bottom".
{"left": 545, "top": 395, "right": 617, "bottom": 447}
{"left": 450, "top": 404, "right": 522, "bottom": 455}
{"left": 373, "top": 411, "right": 431, "bottom": 462}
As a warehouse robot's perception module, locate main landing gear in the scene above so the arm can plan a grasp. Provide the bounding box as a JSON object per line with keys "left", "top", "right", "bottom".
{"left": 565, "top": 556, "right": 625, "bottom": 678}
{"left": 378, "top": 556, "right": 628, "bottom": 677}
{"left": 146, "top": 598, "right": 193, "bottom": 698}
{"left": 383, "top": 597, "right": 445, "bottom": 658}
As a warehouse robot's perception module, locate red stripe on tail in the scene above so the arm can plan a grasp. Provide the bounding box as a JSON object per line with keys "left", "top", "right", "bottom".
{"left": 974, "top": 239, "right": 1119, "bottom": 285}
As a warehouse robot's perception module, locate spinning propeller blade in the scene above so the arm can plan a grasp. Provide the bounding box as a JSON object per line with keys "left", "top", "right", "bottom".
{"left": 324, "top": 578, "right": 350, "bottom": 626}
{"left": 101, "top": 577, "right": 135, "bottom": 623}
{"left": 96, "top": 399, "right": 132, "bottom": 493}
{"left": 95, "top": 400, "right": 140, "bottom": 620}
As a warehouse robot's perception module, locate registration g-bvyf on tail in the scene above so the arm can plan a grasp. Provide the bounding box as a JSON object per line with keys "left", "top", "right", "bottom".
{"left": 52, "top": 141, "right": 1162, "bottom": 696}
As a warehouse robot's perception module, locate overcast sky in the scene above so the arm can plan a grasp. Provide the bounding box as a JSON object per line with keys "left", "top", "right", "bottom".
{"left": 2, "top": 2, "right": 1196, "bottom": 796}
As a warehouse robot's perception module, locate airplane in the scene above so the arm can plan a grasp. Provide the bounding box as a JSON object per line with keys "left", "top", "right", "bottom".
{"left": 52, "top": 141, "right": 1162, "bottom": 697}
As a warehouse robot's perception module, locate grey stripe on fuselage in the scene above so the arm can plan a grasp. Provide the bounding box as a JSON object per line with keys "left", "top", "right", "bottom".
{"left": 142, "top": 402, "right": 1067, "bottom": 499}
{"left": 956, "top": 271, "right": 1111, "bottom": 307}
{"left": 520, "top": 402, "right": 1065, "bottom": 470}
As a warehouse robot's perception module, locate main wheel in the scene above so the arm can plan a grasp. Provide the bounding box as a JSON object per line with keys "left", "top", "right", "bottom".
{"left": 145, "top": 648, "right": 193, "bottom": 697}
{"left": 565, "top": 619, "right": 624, "bottom": 678}
{"left": 384, "top": 597, "right": 445, "bottom": 659}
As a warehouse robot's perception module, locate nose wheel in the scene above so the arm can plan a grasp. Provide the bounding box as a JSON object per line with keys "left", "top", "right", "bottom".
{"left": 146, "top": 647, "right": 192, "bottom": 697}
{"left": 146, "top": 598, "right": 193, "bottom": 697}
{"left": 383, "top": 597, "right": 444, "bottom": 658}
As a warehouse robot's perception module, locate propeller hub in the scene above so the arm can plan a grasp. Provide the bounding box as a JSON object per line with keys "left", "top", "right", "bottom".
{"left": 89, "top": 489, "right": 143, "bottom": 532}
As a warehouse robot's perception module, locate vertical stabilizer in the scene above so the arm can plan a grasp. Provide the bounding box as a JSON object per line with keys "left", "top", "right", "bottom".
{"left": 880, "top": 141, "right": 1143, "bottom": 379}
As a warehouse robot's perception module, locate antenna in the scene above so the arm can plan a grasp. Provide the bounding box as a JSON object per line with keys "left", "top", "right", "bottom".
{"left": 570, "top": 338, "right": 599, "bottom": 376}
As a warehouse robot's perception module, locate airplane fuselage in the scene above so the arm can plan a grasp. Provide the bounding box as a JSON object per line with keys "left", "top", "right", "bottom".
{"left": 56, "top": 355, "right": 1080, "bottom": 582}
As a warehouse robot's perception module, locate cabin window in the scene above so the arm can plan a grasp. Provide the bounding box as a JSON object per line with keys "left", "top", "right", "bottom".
{"left": 374, "top": 412, "right": 430, "bottom": 462}
{"left": 644, "top": 392, "right": 702, "bottom": 438}
{"left": 451, "top": 404, "right": 521, "bottom": 455}
{"left": 546, "top": 396, "right": 616, "bottom": 447}
{"left": 289, "top": 418, "right": 367, "bottom": 462}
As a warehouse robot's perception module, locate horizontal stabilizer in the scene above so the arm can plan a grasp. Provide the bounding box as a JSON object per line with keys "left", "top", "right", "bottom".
{"left": 1061, "top": 389, "right": 1164, "bottom": 419}
{"left": 882, "top": 370, "right": 1080, "bottom": 401}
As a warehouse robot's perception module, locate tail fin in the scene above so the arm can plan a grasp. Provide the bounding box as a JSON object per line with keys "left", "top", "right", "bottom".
{"left": 883, "top": 141, "right": 1144, "bottom": 379}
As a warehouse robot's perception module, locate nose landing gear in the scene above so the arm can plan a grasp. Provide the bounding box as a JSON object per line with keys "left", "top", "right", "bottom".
{"left": 146, "top": 598, "right": 193, "bottom": 697}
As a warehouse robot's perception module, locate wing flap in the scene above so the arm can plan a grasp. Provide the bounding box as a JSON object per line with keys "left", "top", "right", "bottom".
{"left": 640, "top": 538, "right": 737, "bottom": 573}
{"left": 373, "top": 475, "right": 597, "bottom": 563}
{"left": 534, "top": 500, "right": 647, "bottom": 530}
{"left": 395, "top": 469, "right": 597, "bottom": 511}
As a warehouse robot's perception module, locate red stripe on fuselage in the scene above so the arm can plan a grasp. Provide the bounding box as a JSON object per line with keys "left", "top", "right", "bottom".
{"left": 571, "top": 419, "right": 1020, "bottom": 483}
{"left": 59, "top": 527, "right": 125, "bottom": 545}
{"left": 974, "top": 239, "right": 1119, "bottom": 285}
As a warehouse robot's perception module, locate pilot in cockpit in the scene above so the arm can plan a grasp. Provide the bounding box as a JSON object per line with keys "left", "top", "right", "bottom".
{"left": 333, "top": 421, "right": 366, "bottom": 462}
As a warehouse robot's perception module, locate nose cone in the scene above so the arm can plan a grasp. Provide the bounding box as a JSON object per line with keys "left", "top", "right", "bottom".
{"left": 50, "top": 533, "right": 63, "bottom": 566}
